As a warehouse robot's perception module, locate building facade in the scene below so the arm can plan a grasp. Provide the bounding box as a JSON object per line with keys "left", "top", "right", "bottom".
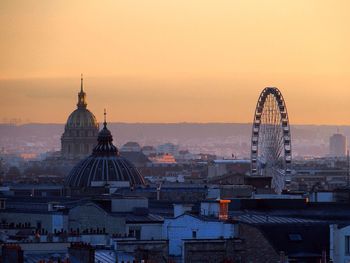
{"left": 330, "top": 224, "right": 350, "bottom": 263}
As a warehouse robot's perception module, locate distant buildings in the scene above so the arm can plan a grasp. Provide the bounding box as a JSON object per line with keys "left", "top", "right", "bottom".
{"left": 208, "top": 159, "right": 250, "bottom": 178}
{"left": 290, "top": 157, "right": 350, "bottom": 191}
{"left": 157, "top": 143, "right": 179, "bottom": 155}
{"left": 121, "top": 141, "right": 141, "bottom": 152}
{"left": 141, "top": 145, "right": 156, "bottom": 156}
{"left": 329, "top": 132, "right": 347, "bottom": 157}
{"left": 149, "top": 153, "right": 177, "bottom": 165}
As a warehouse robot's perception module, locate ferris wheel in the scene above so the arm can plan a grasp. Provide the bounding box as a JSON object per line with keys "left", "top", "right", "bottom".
{"left": 250, "top": 87, "right": 292, "bottom": 193}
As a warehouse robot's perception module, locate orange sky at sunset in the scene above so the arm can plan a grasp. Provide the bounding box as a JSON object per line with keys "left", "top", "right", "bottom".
{"left": 1, "top": 0, "right": 350, "bottom": 124}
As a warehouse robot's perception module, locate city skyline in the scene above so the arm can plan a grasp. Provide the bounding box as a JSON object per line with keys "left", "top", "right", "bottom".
{"left": 1, "top": 0, "right": 350, "bottom": 124}
{"left": 1, "top": 2, "right": 350, "bottom": 261}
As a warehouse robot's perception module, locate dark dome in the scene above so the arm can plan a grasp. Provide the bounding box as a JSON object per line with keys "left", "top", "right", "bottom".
{"left": 65, "top": 120, "right": 146, "bottom": 188}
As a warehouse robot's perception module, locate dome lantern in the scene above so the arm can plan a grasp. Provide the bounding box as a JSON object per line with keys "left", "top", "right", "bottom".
{"left": 92, "top": 109, "right": 120, "bottom": 157}
{"left": 77, "top": 73, "right": 87, "bottom": 109}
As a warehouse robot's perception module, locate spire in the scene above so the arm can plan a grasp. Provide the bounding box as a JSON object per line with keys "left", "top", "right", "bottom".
{"left": 80, "top": 73, "right": 84, "bottom": 93}
{"left": 77, "top": 74, "right": 87, "bottom": 108}
{"left": 92, "top": 109, "right": 119, "bottom": 156}
{"left": 103, "top": 108, "right": 107, "bottom": 128}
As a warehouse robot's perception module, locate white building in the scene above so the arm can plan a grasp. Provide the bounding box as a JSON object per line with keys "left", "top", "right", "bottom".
{"left": 330, "top": 224, "right": 350, "bottom": 262}
{"left": 162, "top": 200, "right": 236, "bottom": 259}
{"left": 162, "top": 214, "right": 235, "bottom": 258}
{"left": 126, "top": 214, "right": 163, "bottom": 240}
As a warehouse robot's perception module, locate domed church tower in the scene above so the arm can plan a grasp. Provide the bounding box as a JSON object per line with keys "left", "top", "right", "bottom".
{"left": 65, "top": 110, "right": 146, "bottom": 190}
{"left": 61, "top": 75, "right": 99, "bottom": 159}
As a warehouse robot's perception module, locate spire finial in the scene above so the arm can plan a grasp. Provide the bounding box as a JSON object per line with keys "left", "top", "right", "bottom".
{"left": 80, "top": 73, "right": 84, "bottom": 92}
{"left": 77, "top": 74, "right": 87, "bottom": 108}
{"left": 103, "top": 108, "right": 107, "bottom": 128}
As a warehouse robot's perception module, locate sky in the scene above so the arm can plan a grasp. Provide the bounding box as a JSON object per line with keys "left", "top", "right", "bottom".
{"left": 0, "top": 0, "right": 350, "bottom": 124}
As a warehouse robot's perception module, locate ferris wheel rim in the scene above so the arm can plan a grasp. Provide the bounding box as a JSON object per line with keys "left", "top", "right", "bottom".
{"left": 250, "top": 87, "right": 292, "bottom": 176}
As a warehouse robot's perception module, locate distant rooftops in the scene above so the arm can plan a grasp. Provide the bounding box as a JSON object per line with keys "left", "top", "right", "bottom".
{"left": 121, "top": 142, "right": 141, "bottom": 152}
{"left": 211, "top": 159, "right": 251, "bottom": 164}
{"left": 142, "top": 146, "right": 155, "bottom": 151}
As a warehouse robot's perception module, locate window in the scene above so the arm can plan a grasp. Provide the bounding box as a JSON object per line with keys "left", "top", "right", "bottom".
{"left": 129, "top": 227, "right": 141, "bottom": 240}
{"left": 192, "top": 230, "right": 197, "bottom": 239}
{"left": 288, "top": 234, "right": 302, "bottom": 241}
{"left": 346, "top": 236, "right": 350, "bottom": 255}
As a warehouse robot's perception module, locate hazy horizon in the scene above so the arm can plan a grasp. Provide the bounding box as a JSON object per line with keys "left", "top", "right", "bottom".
{"left": 3, "top": 120, "right": 350, "bottom": 128}
{"left": 0, "top": 122, "right": 345, "bottom": 157}
{"left": 1, "top": 1, "right": 350, "bottom": 124}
